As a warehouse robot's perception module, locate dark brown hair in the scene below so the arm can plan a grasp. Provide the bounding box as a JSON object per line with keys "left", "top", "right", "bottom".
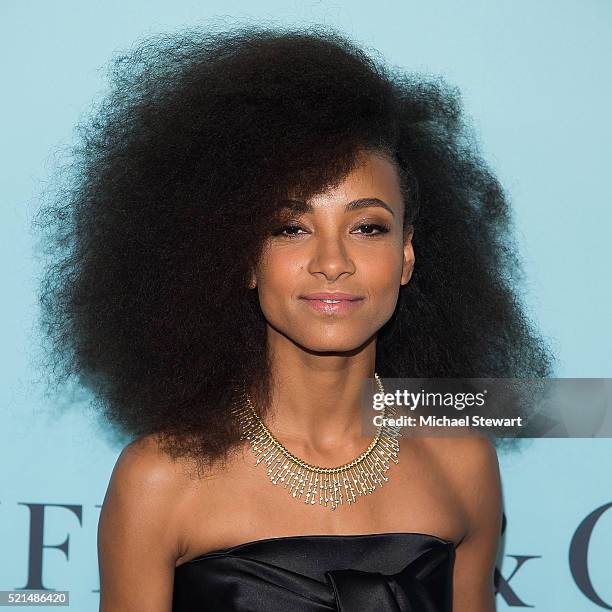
{"left": 35, "top": 25, "right": 554, "bottom": 472}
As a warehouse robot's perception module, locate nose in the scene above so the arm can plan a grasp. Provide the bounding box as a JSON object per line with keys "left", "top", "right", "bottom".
{"left": 307, "top": 231, "right": 356, "bottom": 281}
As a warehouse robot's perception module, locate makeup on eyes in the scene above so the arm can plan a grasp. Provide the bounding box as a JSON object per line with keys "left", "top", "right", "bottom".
{"left": 270, "top": 216, "right": 392, "bottom": 238}
{"left": 272, "top": 224, "right": 390, "bottom": 237}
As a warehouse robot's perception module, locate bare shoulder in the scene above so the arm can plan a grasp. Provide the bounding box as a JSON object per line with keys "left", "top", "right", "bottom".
{"left": 104, "top": 435, "right": 195, "bottom": 519}
{"left": 420, "top": 432, "right": 500, "bottom": 486}
{"left": 419, "top": 433, "right": 502, "bottom": 538}
{"left": 111, "top": 433, "right": 195, "bottom": 493}
{"left": 98, "top": 434, "right": 197, "bottom": 611}
{"left": 421, "top": 434, "right": 502, "bottom": 611}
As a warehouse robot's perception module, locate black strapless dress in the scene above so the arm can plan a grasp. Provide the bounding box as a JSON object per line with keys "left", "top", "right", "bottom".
{"left": 172, "top": 532, "right": 455, "bottom": 611}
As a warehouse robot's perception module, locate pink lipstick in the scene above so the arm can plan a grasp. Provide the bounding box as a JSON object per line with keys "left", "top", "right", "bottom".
{"left": 299, "top": 292, "right": 364, "bottom": 315}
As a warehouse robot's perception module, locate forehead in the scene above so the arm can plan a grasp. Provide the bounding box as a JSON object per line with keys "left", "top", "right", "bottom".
{"left": 285, "top": 151, "right": 404, "bottom": 215}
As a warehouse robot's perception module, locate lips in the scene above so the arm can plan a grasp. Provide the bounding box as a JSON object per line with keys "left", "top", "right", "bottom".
{"left": 299, "top": 293, "right": 364, "bottom": 315}
{"left": 300, "top": 292, "right": 363, "bottom": 301}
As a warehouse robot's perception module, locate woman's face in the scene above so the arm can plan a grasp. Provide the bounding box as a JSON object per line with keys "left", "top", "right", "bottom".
{"left": 249, "top": 151, "right": 415, "bottom": 353}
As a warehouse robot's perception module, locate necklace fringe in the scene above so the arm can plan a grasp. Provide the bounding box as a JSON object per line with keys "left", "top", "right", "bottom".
{"left": 231, "top": 373, "right": 401, "bottom": 510}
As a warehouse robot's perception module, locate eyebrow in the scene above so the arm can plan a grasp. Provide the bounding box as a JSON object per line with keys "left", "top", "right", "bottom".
{"left": 280, "top": 197, "right": 395, "bottom": 217}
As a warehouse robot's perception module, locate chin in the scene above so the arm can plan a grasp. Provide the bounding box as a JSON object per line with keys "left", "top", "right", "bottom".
{"left": 296, "top": 332, "right": 374, "bottom": 354}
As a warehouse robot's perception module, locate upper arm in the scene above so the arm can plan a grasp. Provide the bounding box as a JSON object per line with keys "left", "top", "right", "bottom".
{"left": 451, "top": 435, "right": 503, "bottom": 612}
{"left": 98, "top": 435, "right": 187, "bottom": 612}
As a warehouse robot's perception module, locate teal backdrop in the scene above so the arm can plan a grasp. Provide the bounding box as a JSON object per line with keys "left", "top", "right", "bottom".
{"left": 1, "top": 1, "right": 611, "bottom": 609}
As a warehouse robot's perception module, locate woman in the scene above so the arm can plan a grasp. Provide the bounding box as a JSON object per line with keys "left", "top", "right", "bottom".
{"left": 36, "top": 25, "right": 553, "bottom": 611}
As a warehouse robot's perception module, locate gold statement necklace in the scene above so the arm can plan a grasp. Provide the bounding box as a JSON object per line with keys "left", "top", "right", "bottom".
{"left": 231, "top": 372, "right": 401, "bottom": 511}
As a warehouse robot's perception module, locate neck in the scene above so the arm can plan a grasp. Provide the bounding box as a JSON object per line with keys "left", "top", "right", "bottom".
{"left": 260, "top": 326, "right": 378, "bottom": 460}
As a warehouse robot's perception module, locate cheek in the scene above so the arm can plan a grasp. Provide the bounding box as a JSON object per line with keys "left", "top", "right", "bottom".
{"left": 360, "top": 252, "right": 404, "bottom": 323}
{"left": 362, "top": 250, "right": 404, "bottom": 290}
{"left": 255, "top": 258, "right": 300, "bottom": 315}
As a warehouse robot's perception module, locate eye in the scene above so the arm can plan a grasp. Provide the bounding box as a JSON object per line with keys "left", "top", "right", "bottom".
{"left": 270, "top": 222, "right": 391, "bottom": 239}
{"left": 271, "top": 224, "right": 307, "bottom": 238}
{"left": 353, "top": 223, "right": 391, "bottom": 236}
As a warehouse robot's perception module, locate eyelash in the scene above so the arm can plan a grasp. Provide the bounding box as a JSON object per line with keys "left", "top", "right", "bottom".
{"left": 272, "top": 223, "right": 391, "bottom": 238}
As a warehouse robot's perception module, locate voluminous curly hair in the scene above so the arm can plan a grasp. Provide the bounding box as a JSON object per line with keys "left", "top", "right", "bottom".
{"left": 35, "top": 25, "right": 554, "bottom": 470}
